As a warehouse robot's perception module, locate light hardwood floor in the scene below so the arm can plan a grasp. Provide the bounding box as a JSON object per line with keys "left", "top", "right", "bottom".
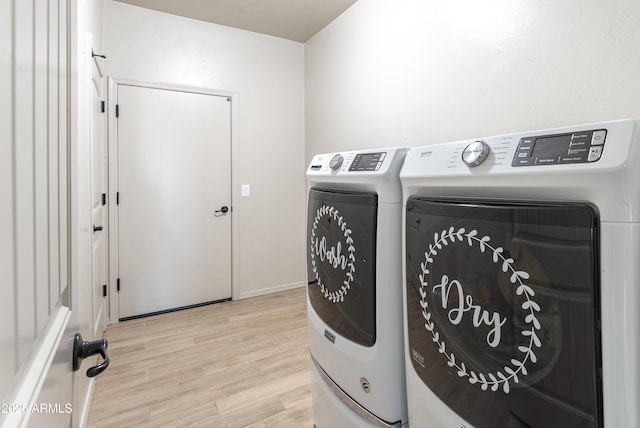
{"left": 87, "top": 287, "right": 314, "bottom": 427}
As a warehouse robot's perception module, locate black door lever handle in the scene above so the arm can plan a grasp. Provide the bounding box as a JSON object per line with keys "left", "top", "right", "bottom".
{"left": 73, "top": 333, "right": 110, "bottom": 378}
{"left": 93, "top": 225, "right": 103, "bottom": 233}
{"left": 215, "top": 206, "right": 229, "bottom": 214}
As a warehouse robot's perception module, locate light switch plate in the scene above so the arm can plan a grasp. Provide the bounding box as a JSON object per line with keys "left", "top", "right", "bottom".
{"left": 241, "top": 184, "right": 250, "bottom": 197}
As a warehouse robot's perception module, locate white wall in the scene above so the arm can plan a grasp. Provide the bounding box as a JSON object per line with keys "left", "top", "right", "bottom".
{"left": 306, "top": 0, "right": 640, "bottom": 160}
{"left": 79, "top": 0, "right": 104, "bottom": 52}
{"left": 104, "top": 1, "right": 306, "bottom": 300}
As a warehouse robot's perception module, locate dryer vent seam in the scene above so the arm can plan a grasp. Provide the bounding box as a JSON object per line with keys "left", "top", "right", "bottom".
{"left": 418, "top": 227, "right": 542, "bottom": 394}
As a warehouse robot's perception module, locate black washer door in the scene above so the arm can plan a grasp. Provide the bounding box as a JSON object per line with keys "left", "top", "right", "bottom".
{"left": 307, "top": 188, "right": 377, "bottom": 347}
{"left": 405, "top": 197, "right": 602, "bottom": 428}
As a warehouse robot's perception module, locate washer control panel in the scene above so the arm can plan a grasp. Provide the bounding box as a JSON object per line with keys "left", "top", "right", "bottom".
{"left": 349, "top": 152, "right": 387, "bottom": 171}
{"left": 512, "top": 129, "right": 607, "bottom": 167}
{"left": 308, "top": 151, "right": 391, "bottom": 173}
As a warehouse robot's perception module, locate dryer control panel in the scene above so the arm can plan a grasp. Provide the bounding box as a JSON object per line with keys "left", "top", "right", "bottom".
{"left": 400, "top": 119, "right": 638, "bottom": 222}
{"left": 512, "top": 129, "right": 607, "bottom": 167}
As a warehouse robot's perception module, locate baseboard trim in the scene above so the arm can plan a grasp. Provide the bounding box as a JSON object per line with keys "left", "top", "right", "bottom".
{"left": 238, "top": 281, "right": 305, "bottom": 300}
{"left": 119, "top": 298, "right": 232, "bottom": 322}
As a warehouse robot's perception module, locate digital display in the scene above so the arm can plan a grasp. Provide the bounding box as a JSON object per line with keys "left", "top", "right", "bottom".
{"left": 349, "top": 152, "right": 385, "bottom": 171}
{"left": 531, "top": 135, "right": 569, "bottom": 158}
{"left": 357, "top": 154, "right": 379, "bottom": 166}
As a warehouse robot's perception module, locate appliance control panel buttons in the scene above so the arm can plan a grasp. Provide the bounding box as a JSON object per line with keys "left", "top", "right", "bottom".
{"left": 462, "top": 140, "right": 490, "bottom": 167}
{"left": 591, "top": 130, "right": 606, "bottom": 145}
{"left": 588, "top": 146, "right": 603, "bottom": 162}
{"left": 512, "top": 129, "right": 607, "bottom": 167}
{"left": 329, "top": 154, "right": 344, "bottom": 170}
{"left": 348, "top": 152, "right": 387, "bottom": 171}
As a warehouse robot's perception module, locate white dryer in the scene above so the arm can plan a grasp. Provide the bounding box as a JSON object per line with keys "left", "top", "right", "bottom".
{"left": 306, "top": 147, "right": 408, "bottom": 427}
{"left": 400, "top": 119, "right": 640, "bottom": 428}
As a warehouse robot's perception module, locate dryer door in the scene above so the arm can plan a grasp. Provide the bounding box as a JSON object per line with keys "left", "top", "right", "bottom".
{"left": 405, "top": 197, "right": 601, "bottom": 428}
{"left": 307, "top": 188, "right": 377, "bottom": 347}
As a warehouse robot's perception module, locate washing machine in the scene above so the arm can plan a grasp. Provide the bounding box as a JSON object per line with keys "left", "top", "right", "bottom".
{"left": 400, "top": 119, "right": 640, "bottom": 428}
{"left": 306, "top": 147, "right": 408, "bottom": 427}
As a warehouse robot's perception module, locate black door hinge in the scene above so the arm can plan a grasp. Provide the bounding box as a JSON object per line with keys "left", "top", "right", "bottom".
{"left": 116, "top": 192, "right": 120, "bottom": 205}
{"left": 102, "top": 284, "right": 107, "bottom": 297}
{"left": 101, "top": 193, "right": 106, "bottom": 206}
{"left": 100, "top": 100, "right": 105, "bottom": 113}
{"left": 117, "top": 278, "right": 120, "bottom": 292}
{"left": 115, "top": 104, "right": 119, "bottom": 118}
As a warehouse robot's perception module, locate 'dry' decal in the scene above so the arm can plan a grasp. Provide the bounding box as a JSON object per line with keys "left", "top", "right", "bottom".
{"left": 418, "top": 227, "right": 543, "bottom": 393}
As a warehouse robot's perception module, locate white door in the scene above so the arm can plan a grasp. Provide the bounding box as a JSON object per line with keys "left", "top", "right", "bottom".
{"left": 90, "top": 53, "right": 108, "bottom": 338}
{"left": 116, "top": 84, "right": 232, "bottom": 319}
{"left": 0, "top": 3, "right": 108, "bottom": 428}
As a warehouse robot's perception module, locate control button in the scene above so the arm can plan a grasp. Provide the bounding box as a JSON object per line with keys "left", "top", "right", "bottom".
{"left": 588, "top": 146, "right": 603, "bottom": 162}
{"left": 567, "top": 147, "right": 588, "bottom": 156}
{"left": 512, "top": 158, "right": 536, "bottom": 167}
{"left": 559, "top": 155, "right": 587, "bottom": 164}
{"left": 462, "top": 140, "right": 490, "bottom": 167}
{"left": 569, "top": 139, "right": 589, "bottom": 148}
{"left": 516, "top": 138, "right": 534, "bottom": 156}
{"left": 329, "top": 154, "right": 344, "bottom": 170}
{"left": 571, "top": 133, "right": 590, "bottom": 141}
{"left": 591, "top": 130, "right": 606, "bottom": 145}
{"left": 536, "top": 157, "right": 559, "bottom": 165}
{"left": 516, "top": 147, "right": 533, "bottom": 158}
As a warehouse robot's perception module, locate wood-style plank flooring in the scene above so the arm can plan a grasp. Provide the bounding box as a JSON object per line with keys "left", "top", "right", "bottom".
{"left": 87, "top": 287, "right": 313, "bottom": 427}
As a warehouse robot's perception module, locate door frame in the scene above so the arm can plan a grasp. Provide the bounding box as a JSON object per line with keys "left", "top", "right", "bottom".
{"left": 106, "top": 78, "right": 240, "bottom": 322}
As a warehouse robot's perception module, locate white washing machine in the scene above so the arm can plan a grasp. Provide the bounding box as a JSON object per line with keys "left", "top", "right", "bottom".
{"left": 306, "top": 147, "right": 408, "bottom": 427}
{"left": 400, "top": 119, "right": 640, "bottom": 428}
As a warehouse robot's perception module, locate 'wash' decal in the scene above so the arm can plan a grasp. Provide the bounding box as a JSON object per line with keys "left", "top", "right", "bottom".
{"left": 310, "top": 205, "right": 356, "bottom": 304}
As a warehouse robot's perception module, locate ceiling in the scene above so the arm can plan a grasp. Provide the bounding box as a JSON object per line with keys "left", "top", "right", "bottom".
{"left": 113, "top": 0, "right": 359, "bottom": 43}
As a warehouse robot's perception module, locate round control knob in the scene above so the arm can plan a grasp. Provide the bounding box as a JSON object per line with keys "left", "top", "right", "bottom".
{"left": 462, "top": 140, "right": 490, "bottom": 167}
{"left": 329, "top": 154, "right": 344, "bottom": 170}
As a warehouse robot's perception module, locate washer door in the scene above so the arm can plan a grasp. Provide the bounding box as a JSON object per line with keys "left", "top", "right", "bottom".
{"left": 405, "top": 197, "right": 602, "bottom": 427}
{"left": 307, "top": 188, "right": 377, "bottom": 347}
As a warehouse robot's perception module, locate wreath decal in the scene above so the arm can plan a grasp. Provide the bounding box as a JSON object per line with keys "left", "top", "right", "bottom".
{"left": 310, "top": 205, "right": 356, "bottom": 303}
{"left": 419, "top": 227, "right": 542, "bottom": 393}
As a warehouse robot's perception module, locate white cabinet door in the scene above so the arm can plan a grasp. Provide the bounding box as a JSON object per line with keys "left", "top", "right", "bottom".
{"left": 116, "top": 84, "right": 232, "bottom": 319}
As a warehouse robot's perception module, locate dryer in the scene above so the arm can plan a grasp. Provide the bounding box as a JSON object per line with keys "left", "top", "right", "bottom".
{"left": 306, "top": 147, "right": 408, "bottom": 427}
{"left": 400, "top": 119, "right": 640, "bottom": 427}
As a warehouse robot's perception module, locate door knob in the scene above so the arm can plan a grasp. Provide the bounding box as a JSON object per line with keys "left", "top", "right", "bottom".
{"left": 93, "top": 225, "right": 103, "bottom": 233}
{"left": 73, "top": 333, "right": 110, "bottom": 378}
{"left": 215, "top": 206, "right": 229, "bottom": 214}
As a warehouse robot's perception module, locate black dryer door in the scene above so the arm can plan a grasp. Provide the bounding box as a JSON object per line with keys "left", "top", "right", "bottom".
{"left": 405, "top": 197, "right": 602, "bottom": 428}
{"left": 307, "top": 188, "right": 377, "bottom": 347}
